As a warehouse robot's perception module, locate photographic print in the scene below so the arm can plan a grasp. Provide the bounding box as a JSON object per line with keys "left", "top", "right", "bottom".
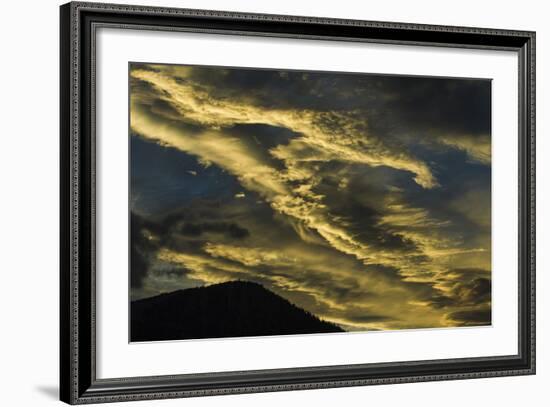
{"left": 129, "top": 63, "right": 491, "bottom": 342}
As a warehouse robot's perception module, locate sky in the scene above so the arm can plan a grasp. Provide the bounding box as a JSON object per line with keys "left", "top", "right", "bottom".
{"left": 129, "top": 62, "right": 491, "bottom": 331}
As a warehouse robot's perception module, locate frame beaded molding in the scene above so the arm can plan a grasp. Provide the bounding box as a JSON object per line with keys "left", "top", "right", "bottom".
{"left": 70, "top": 2, "right": 80, "bottom": 402}
{"left": 74, "top": 1, "right": 533, "bottom": 37}
{"left": 61, "top": 2, "right": 535, "bottom": 404}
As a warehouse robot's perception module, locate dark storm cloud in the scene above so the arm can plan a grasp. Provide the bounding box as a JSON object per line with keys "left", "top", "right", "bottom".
{"left": 315, "top": 169, "right": 421, "bottom": 254}
{"left": 429, "top": 268, "right": 491, "bottom": 311}
{"left": 130, "top": 201, "right": 256, "bottom": 299}
{"left": 209, "top": 66, "right": 492, "bottom": 167}
{"left": 453, "top": 277, "right": 491, "bottom": 303}
{"left": 130, "top": 245, "right": 148, "bottom": 289}
{"left": 142, "top": 203, "right": 253, "bottom": 252}
{"left": 373, "top": 76, "right": 491, "bottom": 135}
{"left": 180, "top": 222, "right": 250, "bottom": 239}
{"left": 128, "top": 63, "right": 492, "bottom": 330}
{"left": 130, "top": 212, "right": 159, "bottom": 288}
{"left": 180, "top": 64, "right": 490, "bottom": 141}
{"left": 149, "top": 98, "right": 182, "bottom": 120}
{"left": 447, "top": 308, "right": 491, "bottom": 326}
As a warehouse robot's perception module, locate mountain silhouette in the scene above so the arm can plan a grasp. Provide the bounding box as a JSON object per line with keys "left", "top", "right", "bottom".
{"left": 131, "top": 281, "right": 344, "bottom": 341}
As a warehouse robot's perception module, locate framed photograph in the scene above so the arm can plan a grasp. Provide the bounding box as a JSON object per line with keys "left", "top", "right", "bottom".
{"left": 60, "top": 1, "right": 536, "bottom": 404}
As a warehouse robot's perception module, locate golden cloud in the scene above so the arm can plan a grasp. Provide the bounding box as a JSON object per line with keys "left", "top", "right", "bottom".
{"left": 129, "top": 64, "right": 492, "bottom": 331}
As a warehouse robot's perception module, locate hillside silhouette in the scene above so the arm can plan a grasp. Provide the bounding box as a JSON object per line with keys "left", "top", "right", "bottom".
{"left": 131, "top": 281, "right": 344, "bottom": 341}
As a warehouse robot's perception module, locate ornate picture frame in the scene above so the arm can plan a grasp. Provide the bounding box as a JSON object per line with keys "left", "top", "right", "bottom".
{"left": 60, "top": 2, "right": 535, "bottom": 404}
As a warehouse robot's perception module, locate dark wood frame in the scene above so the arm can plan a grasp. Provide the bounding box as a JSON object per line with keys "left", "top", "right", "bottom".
{"left": 60, "top": 1, "right": 536, "bottom": 404}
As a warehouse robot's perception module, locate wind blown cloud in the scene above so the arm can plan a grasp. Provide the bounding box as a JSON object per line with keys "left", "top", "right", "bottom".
{"left": 129, "top": 63, "right": 492, "bottom": 330}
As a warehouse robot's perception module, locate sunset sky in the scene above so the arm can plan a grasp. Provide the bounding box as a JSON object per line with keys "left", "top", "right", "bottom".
{"left": 129, "top": 63, "right": 491, "bottom": 331}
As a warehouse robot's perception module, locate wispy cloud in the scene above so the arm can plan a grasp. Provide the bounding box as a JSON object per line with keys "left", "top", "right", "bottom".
{"left": 129, "top": 64, "right": 492, "bottom": 330}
